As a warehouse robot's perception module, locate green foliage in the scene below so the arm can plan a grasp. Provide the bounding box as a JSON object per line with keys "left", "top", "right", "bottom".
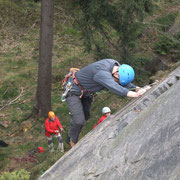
{"left": 0, "top": 169, "right": 30, "bottom": 180}
{"left": 153, "top": 33, "right": 180, "bottom": 60}
{"left": 155, "top": 12, "right": 178, "bottom": 32}
{"left": 174, "top": 31, "right": 180, "bottom": 40}
{"left": 67, "top": 0, "right": 156, "bottom": 59}
{"left": 130, "top": 55, "right": 153, "bottom": 85}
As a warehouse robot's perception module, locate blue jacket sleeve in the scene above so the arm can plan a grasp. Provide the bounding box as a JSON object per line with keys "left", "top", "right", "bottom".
{"left": 93, "top": 70, "right": 129, "bottom": 97}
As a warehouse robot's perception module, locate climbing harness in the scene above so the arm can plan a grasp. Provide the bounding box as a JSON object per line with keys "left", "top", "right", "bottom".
{"left": 61, "top": 67, "right": 93, "bottom": 101}
{"left": 72, "top": 71, "right": 90, "bottom": 98}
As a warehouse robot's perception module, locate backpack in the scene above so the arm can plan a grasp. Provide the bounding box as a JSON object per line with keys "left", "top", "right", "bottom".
{"left": 61, "top": 68, "right": 80, "bottom": 88}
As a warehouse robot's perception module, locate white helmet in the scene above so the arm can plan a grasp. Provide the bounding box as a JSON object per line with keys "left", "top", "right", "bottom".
{"left": 102, "top": 107, "right": 111, "bottom": 114}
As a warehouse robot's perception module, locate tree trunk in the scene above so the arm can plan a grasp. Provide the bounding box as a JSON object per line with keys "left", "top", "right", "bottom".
{"left": 36, "top": 0, "right": 54, "bottom": 117}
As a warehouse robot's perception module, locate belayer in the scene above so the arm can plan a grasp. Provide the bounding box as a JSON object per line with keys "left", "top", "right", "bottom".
{"left": 62, "top": 59, "right": 151, "bottom": 147}
{"left": 93, "top": 107, "right": 111, "bottom": 128}
{"left": 45, "top": 111, "right": 64, "bottom": 152}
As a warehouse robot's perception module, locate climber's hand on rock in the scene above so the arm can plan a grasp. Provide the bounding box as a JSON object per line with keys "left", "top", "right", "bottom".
{"left": 144, "top": 85, "right": 151, "bottom": 91}
{"left": 137, "top": 88, "right": 146, "bottom": 96}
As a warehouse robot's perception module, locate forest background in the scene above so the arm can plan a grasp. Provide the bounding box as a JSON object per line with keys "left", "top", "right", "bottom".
{"left": 0, "top": 0, "right": 180, "bottom": 179}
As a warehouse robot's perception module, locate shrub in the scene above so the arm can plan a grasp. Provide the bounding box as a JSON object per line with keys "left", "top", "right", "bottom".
{"left": 174, "top": 31, "right": 180, "bottom": 40}
{"left": 129, "top": 55, "right": 153, "bottom": 85}
{"left": 153, "top": 34, "right": 180, "bottom": 59}
{"left": 0, "top": 169, "right": 30, "bottom": 180}
{"left": 155, "top": 12, "right": 178, "bottom": 32}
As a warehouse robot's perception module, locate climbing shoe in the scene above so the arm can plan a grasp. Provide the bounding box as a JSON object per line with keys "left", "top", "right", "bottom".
{"left": 58, "top": 143, "right": 64, "bottom": 152}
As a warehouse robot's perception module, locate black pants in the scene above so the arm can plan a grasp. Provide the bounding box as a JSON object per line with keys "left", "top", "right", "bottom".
{"left": 66, "top": 95, "right": 93, "bottom": 143}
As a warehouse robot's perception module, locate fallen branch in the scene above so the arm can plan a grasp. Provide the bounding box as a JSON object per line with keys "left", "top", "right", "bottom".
{"left": 137, "top": 21, "right": 169, "bottom": 27}
{"left": 0, "top": 87, "right": 24, "bottom": 111}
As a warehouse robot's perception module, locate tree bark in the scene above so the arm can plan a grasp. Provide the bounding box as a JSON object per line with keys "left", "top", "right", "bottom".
{"left": 36, "top": 0, "right": 54, "bottom": 117}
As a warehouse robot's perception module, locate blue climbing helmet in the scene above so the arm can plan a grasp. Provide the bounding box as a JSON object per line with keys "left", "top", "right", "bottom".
{"left": 119, "top": 64, "right": 135, "bottom": 86}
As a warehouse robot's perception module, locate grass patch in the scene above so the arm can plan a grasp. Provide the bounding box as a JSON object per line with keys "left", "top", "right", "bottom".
{"left": 55, "top": 104, "right": 69, "bottom": 116}
{"left": 0, "top": 152, "right": 6, "bottom": 162}
{"left": 0, "top": 81, "right": 18, "bottom": 100}
{"left": 18, "top": 73, "right": 31, "bottom": 79}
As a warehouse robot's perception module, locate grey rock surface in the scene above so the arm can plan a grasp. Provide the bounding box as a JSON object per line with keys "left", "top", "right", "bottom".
{"left": 39, "top": 67, "right": 180, "bottom": 180}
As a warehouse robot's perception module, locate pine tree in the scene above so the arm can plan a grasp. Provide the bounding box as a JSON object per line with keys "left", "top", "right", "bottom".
{"left": 67, "top": 0, "right": 155, "bottom": 61}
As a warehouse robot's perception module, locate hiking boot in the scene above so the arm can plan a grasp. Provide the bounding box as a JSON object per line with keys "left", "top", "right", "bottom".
{"left": 70, "top": 139, "right": 75, "bottom": 148}
{"left": 66, "top": 135, "right": 75, "bottom": 148}
{"left": 48, "top": 143, "right": 54, "bottom": 152}
{"left": 49, "top": 148, "right": 54, "bottom": 152}
{"left": 58, "top": 143, "right": 64, "bottom": 153}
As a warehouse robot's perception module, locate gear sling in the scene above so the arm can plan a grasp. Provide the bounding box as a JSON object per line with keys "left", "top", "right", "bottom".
{"left": 61, "top": 68, "right": 91, "bottom": 101}
{"left": 61, "top": 68, "right": 79, "bottom": 102}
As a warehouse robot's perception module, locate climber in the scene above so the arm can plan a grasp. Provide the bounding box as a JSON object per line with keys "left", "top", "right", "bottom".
{"left": 63, "top": 59, "right": 151, "bottom": 147}
{"left": 93, "top": 107, "right": 111, "bottom": 128}
{"left": 45, "top": 111, "right": 64, "bottom": 152}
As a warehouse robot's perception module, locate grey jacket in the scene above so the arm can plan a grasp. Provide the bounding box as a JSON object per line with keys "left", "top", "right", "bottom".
{"left": 68, "top": 59, "right": 136, "bottom": 97}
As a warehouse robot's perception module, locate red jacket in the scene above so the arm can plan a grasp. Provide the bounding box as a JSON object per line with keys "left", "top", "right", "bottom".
{"left": 93, "top": 115, "right": 107, "bottom": 128}
{"left": 45, "top": 117, "right": 62, "bottom": 137}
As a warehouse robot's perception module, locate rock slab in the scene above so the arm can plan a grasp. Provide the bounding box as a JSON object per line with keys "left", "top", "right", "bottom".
{"left": 39, "top": 67, "right": 180, "bottom": 180}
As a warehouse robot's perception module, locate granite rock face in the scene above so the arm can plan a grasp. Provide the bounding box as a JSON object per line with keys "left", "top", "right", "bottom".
{"left": 39, "top": 67, "right": 180, "bottom": 180}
